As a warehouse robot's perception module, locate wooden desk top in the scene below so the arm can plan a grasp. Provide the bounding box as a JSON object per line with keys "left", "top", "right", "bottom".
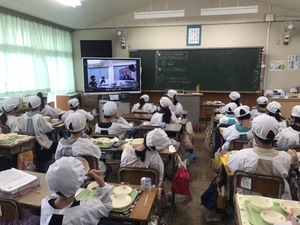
{"left": 121, "top": 113, "right": 153, "bottom": 121}
{"left": 16, "top": 171, "right": 158, "bottom": 222}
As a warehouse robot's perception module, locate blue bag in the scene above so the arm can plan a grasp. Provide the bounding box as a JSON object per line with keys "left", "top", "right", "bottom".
{"left": 200, "top": 182, "right": 218, "bottom": 209}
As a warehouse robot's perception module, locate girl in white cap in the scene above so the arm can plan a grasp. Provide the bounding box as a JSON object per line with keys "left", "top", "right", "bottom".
{"left": 217, "top": 102, "right": 237, "bottom": 127}
{"left": 37, "top": 92, "right": 59, "bottom": 118}
{"left": 61, "top": 98, "right": 93, "bottom": 122}
{"left": 19, "top": 95, "right": 56, "bottom": 170}
{"left": 0, "top": 97, "right": 20, "bottom": 132}
{"left": 276, "top": 105, "right": 300, "bottom": 151}
{"left": 266, "top": 101, "right": 287, "bottom": 131}
{"left": 151, "top": 97, "right": 179, "bottom": 124}
{"left": 41, "top": 157, "right": 113, "bottom": 225}
{"left": 216, "top": 91, "right": 242, "bottom": 114}
{"left": 167, "top": 89, "right": 183, "bottom": 118}
{"left": 120, "top": 128, "right": 171, "bottom": 187}
{"left": 131, "top": 94, "right": 157, "bottom": 113}
{"left": 251, "top": 96, "right": 269, "bottom": 119}
{"left": 95, "top": 101, "right": 132, "bottom": 139}
{"left": 55, "top": 112, "right": 106, "bottom": 175}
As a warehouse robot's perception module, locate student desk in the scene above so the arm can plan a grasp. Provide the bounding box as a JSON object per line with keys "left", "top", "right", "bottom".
{"left": 121, "top": 113, "right": 153, "bottom": 121}
{"left": 138, "top": 124, "right": 182, "bottom": 140}
{"left": 17, "top": 171, "right": 158, "bottom": 224}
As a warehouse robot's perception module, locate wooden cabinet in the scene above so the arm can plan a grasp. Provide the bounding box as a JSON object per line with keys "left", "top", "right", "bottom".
{"left": 56, "top": 92, "right": 80, "bottom": 111}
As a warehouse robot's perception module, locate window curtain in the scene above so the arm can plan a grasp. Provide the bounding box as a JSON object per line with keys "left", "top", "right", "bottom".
{"left": 0, "top": 12, "right": 75, "bottom": 101}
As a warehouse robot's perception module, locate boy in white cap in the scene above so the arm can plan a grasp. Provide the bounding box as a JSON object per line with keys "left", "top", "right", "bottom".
{"left": 61, "top": 98, "right": 93, "bottom": 122}
{"left": 221, "top": 105, "right": 253, "bottom": 152}
{"left": 37, "top": 92, "right": 59, "bottom": 119}
{"left": 55, "top": 112, "right": 106, "bottom": 174}
{"left": 217, "top": 102, "right": 237, "bottom": 127}
{"left": 121, "top": 128, "right": 171, "bottom": 187}
{"left": 228, "top": 114, "right": 291, "bottom": 199}
{"left": 41, "top": 157, "right": 112, "bottom": 225}
{"left": 266, "top": 101, "right": 287, "bottom": 131}
{"left": 131, "top": 94, "right": 157, "bottom": 113}
{"left": 167, "top": 89, "right": 183, "bottom": 118}
{"left": 276, "top": 105, "right": 300, "bottom": 151}
{"left": 151, "top": 97, "right": 179, "bottom": 124}
{"left": 251, "top": 96, "right": 269, "bottom": 119}
{"left": 19, "top": 96, "right": 56, "bottom": 170}
{"left": 95, "top": 101, "right": 131, "bottom": 139}
{"left": 0, "top": 97, "right": 20, "bottom": 132}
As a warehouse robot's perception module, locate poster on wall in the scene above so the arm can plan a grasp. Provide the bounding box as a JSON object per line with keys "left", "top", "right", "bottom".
{"left": 269, "top": 61, "right": 286, "bottom": 71}
{"left": 186, "top": 25, "right": 201, "bottom": 46}
{"left": 288, "top": 55, "right": 300, "bottom": 70}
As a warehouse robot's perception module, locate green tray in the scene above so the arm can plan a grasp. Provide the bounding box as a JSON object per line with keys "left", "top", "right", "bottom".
{"left": 111, "top": 188, "right": 139, "bottom": 213}
{"left": 0, "top": 136, "right": 23, "bottom": 145}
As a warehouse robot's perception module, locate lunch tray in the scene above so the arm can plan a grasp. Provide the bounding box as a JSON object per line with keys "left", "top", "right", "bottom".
{"left": 95, "top": 141, "right": 116, "bottom": 149}
{"left": 111, "top": 188, "right": 139, "bottom": 213}
{"left": 244, "top": 200, "right": 287, "bottom": 225}
{"left": 0, "top": 136, "right": 24, "bottom": 145}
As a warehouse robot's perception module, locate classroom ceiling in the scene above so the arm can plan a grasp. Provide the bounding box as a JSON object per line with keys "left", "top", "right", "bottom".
{"left": 0, "top": 0, "right": 299, "bottom": 30}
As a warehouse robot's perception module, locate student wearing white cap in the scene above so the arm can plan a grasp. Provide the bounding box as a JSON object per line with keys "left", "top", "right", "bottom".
{"left": 167, "top": 89, "right": 183, "bottom": 118}
{"left": 121, "top": 128, "right": 171, "bottom": 187}
{"left": 276, "top": 105, "right": 300, "bottom": 151}
{"left": 19, "top": 96, "right": 56, "bottom": 169}
{"left": 131, "top": 94, "right": 157, "bottom": 113}
{"left": 55, "top": 112, "right": 106, "bottom": 174}
{"left": 217, "top": 102, "right": 237, "bottom": 127}
{"left": 266, "top": 101, "right": 287, "bottom": 131}
{"left": 251, "top": 96, "right": 269, "bottom": 119}
{"left": 151, "top": 97, "right": 179, "bottom": 124}
{"left": 0, "top": 97, "right": 20, "bottom": 132}
{"left": 228, "top": 114, "right": 292, "bottom": 199}
{"left": 41, "top": 157, "right": 113, "bottom": 225}
{"left": 216, "top": 91, "right": 242, "bottom": 114}
{"left": 37, "top": 92, "right": 59, "bottom": 118}
{"left": 61, "top": 98, "right": 94, "bottom": 122}
{"left": 95, "top": 101, "right": 131, "bottom": 139}
{"left": 221, "top": 105, "right": 253, "bottom": 152}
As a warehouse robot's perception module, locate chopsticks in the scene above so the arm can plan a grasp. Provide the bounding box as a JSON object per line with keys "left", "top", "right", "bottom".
{"left": 144, "top": 194, "right": 149, "bottom": 206}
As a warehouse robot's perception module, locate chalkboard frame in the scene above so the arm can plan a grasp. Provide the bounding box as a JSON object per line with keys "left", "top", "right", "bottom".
{"left": 130, "top": 47, "right": 263, "bottom": 93}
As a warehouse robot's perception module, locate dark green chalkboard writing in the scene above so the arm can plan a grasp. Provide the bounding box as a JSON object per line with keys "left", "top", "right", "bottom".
{"left": 130, "top": 48, "right": 263, "bottom": 92}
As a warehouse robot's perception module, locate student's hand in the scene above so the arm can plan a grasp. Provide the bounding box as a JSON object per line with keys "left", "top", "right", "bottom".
{"left": 87, "top": 169, "right": 105, "bottom": 188}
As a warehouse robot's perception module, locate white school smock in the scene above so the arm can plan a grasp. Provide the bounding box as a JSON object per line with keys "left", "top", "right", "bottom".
{"left": 5, "top": 115, "right": 19, "bottom": 132}
{"left": 169, "top": 102, "right": 183, "bottom": 117}
{"left": 131, "top": 103, "right": 157, "bottom": 113}
{"left": 41, "top": 105, "right": 59, "bottom": 118}
{"left": 228, "top": 147, "right": 292, "bottom": 199}
{"left": 61, "top": 109, "right": 93, "bottom": 122}
{"left": 94, "top": 117, "right": 132, "bottom": 139}
{"left": 40, "top": 185, "right": 113, "bottom": 225}
{"left": 55, "top": 137, "right": 106, "bottom": 174}
{"left": 276, "top": 126, "right": 300, "bottom": 151}
{"left": 151, "top": 112, "right": 179, "bottom": 124}
{"left": 19, "top": 112, "right": 53, "bottom": 149}
{"left": 120, "top": 145, "right": 164, "bottom": 187}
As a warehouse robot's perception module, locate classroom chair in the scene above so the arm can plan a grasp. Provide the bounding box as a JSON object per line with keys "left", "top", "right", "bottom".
{"left": 0, "top": 197, "right": 24, "bottom": 224}
{"left": 0, "top": 124, "right": 10, "bottom": 134}
{"left": 118, "top": 167, "right": 159, "bottom": 187}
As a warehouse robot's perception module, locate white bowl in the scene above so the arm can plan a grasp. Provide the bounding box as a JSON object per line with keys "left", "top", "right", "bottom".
{"left": 95, "top": 138, "right": 114, "bottom": 148}
{"left": 113, "top": 185, "right": 132, "bottom": 195}
{"left": 260, "top": 210, "right": 285, "bottom": 224}
{"left": 130, "top": 138, "right": 144, "bottom": 146}
{"left": 87, "top": 181, "right": 98, "bottom": 190}
{"left": 52, "top": 118, "right": 59, "bottom": 123}
{"left": 249, "top": 196, "right": 273, "bottom": 212}
{"left": 280, "top": 200, "right": 300, "bottom": 214}
{"left": 75, "top": 157, "right": 90, "bottom": 174}
{"left": 7, "top": 133, "right": 18, "bottom": 139}
{"left": 111, "top": 194, "right": 132, "bottom": 209}
{"left": 43, "top": 116, "right": 51, "bottom": 122}
{"left": 0, "top": 134, "right": 9, "bottom": 141}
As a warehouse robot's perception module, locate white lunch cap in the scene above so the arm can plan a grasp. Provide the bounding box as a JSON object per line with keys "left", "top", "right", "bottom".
{"left": 103, "top": 101, "right": 118, "bottom": 116}
{"left": 2, "top": 98, "right": 18, "bottom": 112}
{"left": 65, "top": 112, "right": 86, "bottom": 132}
{"left": 41, "top": 92, "right": 48, "bottom": 98}
{"left": 292, "top": 105, "right": 300, "bottom": 117}
{"left": 167, "top": 89, "right": 177, "bottom": 98}
{"left": 234, "top": 105, "right": 250, "bottom": 118}
{"left": 46, "top": 157, "right": 85, "bottom": 198}
{"left": 257, "top": 96, "right": 268, "bottom": 105}
{"left": 267, "top": 101, "right": 281, "bottom": 114}
{"left": 146, "top": 128, "right": 170, "bottom": 151}
{"left": 252, "top": 114, "right": 279, "bottom": 140}
{"left": 159, "top": 96, "right": 172, "bottom": 108}
{"left": 27, "top": 96, "right": 41, "bottom": 109}
{"left": 229, "top": 91, "right": 240, "bottom": 101}
{"left": 224, "top": 102, "right": 237, "bottom": 113}
{"left": 68, "top": 98, "right": 80, "bottom": 108}
{"left": 140, "top": 94, "right": 149, "bottom": 102}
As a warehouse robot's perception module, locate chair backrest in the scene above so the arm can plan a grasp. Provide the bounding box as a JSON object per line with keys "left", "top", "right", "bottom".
{"left": 233, "top": 170, "right": 285, "bottom": 198}
{"left": 79, "top": 155, "right": 99, "bottom": 170}
{"left": 230, "top": 139, "right": 249, "bottom": 151}
{"left": 0, "top": 197, "right": 24, "bottom": 223}
{"left": 290, "top": 145, "right": 300, "bottom": 152}
{"left": 92, "top": 134, "right": 119, "bottom": 139}
{"left": 118, "top": 167, "right": 159, "bottom": 187}
{"left": 0, "top": 124, "right": 10, "bottom": 134}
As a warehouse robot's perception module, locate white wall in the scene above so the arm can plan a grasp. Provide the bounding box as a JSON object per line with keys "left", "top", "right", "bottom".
{"left": 72, "top": 1, "right": 300, "bottom": 93}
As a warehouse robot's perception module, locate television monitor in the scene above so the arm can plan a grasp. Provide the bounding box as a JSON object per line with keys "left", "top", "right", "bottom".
{"left": 82, "top": 57, "right": 141, "bottom": 95}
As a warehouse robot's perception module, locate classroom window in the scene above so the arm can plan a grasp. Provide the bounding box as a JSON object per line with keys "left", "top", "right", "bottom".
{"left": 0, "top": 13, "right": 75, "bottom": 99}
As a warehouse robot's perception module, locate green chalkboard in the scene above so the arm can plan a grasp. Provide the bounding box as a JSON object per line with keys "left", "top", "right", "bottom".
{"left": 130, "top": 48, "right": 263, "bottom": 92}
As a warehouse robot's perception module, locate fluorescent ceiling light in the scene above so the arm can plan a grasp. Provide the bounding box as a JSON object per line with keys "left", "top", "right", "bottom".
{"left": 201, "top": 5, "right": 258, "bottom": 16}
{"left": 56, "top": 0, "right": 82, "bottom": 7}
{"left": 134, "top": 10, "right": 185, "bottom": 20}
